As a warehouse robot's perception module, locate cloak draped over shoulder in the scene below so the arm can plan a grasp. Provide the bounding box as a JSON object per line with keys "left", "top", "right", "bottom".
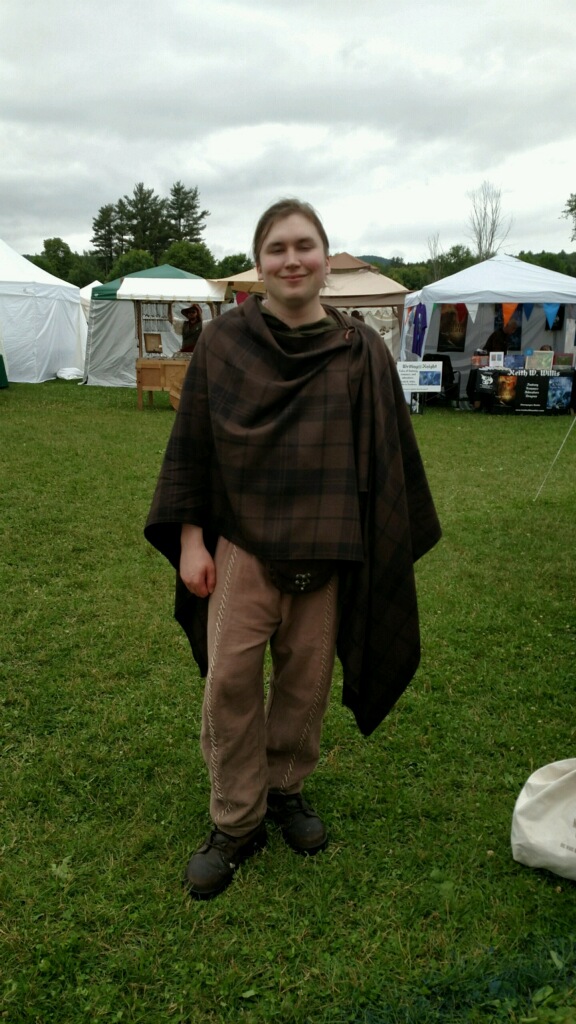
{"left": 145, "top": 295, "right": 441, "bottom": 736}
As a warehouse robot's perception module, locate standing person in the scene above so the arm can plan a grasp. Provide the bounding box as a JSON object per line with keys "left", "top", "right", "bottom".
{"left": 179, "top": 303, "right": 203, "bottom": 353}
{"left": 145, "top": 199, "right": 441, "bottom": 900}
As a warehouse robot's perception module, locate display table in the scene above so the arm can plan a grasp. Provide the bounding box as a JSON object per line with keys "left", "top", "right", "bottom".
{"left": 467, "top": 367, "right": 575, "bottom": 414}
{"left": 136, "top": 357, "right": 190, "bottom": 410}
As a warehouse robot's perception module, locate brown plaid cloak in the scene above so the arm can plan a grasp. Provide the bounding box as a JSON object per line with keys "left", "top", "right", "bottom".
{"left": 145, "top": 296, "right": 441, "bottom": 736}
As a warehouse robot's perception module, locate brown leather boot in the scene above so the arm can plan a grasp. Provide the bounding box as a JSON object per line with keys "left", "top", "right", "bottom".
{"left": 266, "top": 793, "right": 327, "bottom": 855}
{"left": 183, "top": 823, "right": 267, "bottom": 900}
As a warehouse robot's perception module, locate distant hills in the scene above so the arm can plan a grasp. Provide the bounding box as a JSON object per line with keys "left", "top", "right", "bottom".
{"left": 359, "top": 255, "right": 393, "bottom": 270}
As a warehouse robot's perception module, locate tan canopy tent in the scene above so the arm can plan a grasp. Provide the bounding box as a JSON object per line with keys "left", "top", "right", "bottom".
{"left": 328, "top": 252, "right": 375, "bottom": 272}
{"left": 321, "top": 269, "right": 408, "bottom": 309}
{"left": 208, "top": 254, "right": 406, "bottom": 360}
{"left": 210, "top": 253, "right": 408, "bottom": 309}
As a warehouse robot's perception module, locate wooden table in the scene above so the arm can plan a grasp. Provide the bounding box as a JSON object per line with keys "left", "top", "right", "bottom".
{"left": 136, "top": 357, "right": 189, "bottom": 410}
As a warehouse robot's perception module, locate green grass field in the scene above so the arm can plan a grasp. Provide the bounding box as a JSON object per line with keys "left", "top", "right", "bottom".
{"left": 1, "top": 381, "right": 576, "bottom": 1023}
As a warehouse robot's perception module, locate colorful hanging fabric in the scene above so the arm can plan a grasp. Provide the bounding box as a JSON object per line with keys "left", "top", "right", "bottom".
{"left": 411, "top": 303, "right": 427, "bottom": 356}
{"left": 502, "top": 302, "right": 518, "bottom": 326}
{"left": 543, "top": 303, "right": 560, "bottom": 328}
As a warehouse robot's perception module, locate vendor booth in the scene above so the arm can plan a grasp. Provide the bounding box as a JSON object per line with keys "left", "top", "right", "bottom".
{"left": 117, "top": 273, "right": 222, "bottom": 408}
{"left": 400, "top": 255, "right": 576, "bottom": 411}
{"left": 84, "top": 265, "right": 221, "bottom": 388}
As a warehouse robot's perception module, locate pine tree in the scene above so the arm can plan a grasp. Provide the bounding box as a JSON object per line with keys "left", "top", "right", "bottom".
{"left": 113, "top": 199, "right": 131, "bottom": 259}
{"left": 561, "top": 194, "right": 576, "bottom": 241}
{"left": 167, "top": 181, "right": 210, "bottom": 243}
{"left": 91, "top": 204, "right": 117, "bottom": 274}
{"left": 92, "top": 182, "right": 210, "bottom": 268}
{"left": 121, "top": 183, "right": 171, "bottom": 262}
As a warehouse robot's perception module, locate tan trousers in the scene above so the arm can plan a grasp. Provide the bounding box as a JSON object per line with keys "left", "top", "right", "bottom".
{"left": 200, "top": 538, "right": 339, "bottom": 836}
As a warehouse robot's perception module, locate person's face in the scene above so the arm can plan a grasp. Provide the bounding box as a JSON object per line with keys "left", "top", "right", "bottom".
{"left": 256, "top": 213, "right": 330, "bottom": 314}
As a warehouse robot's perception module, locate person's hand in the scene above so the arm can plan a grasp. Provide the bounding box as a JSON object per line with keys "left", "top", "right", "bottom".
{"left": 180, "top": 524, "right": 216, "bottom": 597}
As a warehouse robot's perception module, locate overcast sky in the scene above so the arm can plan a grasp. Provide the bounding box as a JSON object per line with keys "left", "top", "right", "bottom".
{"left": 2, "top": 0, "right": 576, "bottom": 265}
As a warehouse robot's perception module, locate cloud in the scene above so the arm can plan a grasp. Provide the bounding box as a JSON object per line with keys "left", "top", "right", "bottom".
{"left": 1, "top": 0, "right": 575, "bottom": 260}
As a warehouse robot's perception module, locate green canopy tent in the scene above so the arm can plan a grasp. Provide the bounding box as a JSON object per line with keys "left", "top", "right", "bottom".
{"left": 85, "top": 265, "right": 217, "bottom": 387}
{"left": 90, "top": 263, "right": 201, "bottom": 300}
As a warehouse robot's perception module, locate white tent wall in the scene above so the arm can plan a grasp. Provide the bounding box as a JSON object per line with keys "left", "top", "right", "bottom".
{"left": 84, "top": 300, "right": 140, "bottom": 388}
{"left": 0, "top": 317, "right": 8, "bottom": 376}
{"left": 364, "top": 308, "right": 401, "bottom": 360}
{"left": 80, "top": 281, "right": 102, "bottom": 321}
{"left": 0, "top": 281, "right": 86, "bottom": 383}
{"left": 0, "top": 237, "right": 87, "bottom": 383}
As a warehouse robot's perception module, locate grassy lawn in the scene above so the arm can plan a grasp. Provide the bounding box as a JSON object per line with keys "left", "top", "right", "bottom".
{"left": 1, "top": 380, "right": 576, "bottom": 1023}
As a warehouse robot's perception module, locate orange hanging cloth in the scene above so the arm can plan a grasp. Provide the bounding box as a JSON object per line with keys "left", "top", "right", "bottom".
{"left": 502, "top": 302, "right": 518, "bottom": 327}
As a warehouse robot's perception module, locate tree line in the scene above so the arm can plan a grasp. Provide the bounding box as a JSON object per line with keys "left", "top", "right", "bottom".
{"left": 26, "top": 181, "right": 253, "bottom": 287}
{"left": 368, "top": 245, "right": 576, "bottom": 293}
{"left": 24, "top": 180, "right": 576, "bottom": 290}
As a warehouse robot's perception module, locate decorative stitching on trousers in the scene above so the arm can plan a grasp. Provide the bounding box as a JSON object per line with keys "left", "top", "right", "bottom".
{"left": 205, "top": 542, "right": 237, "bottom": 818}
{"left": 279, "top": 576, "right": 336, "bottom": 792}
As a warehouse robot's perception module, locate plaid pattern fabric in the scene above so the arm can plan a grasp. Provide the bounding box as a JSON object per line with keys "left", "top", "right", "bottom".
{"left": 147, "top": 296, "right": 364, "bottom": 562}
{"left": 145, "top": 296, "right": 441, "bottom": 736}
{"left": 337, "top": 322, "right": 442, "bottom": 734}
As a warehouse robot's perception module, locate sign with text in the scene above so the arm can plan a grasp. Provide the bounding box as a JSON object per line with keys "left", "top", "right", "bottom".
{"left": 396, "top": 361, "right": 442, "bottom": 392}
{"left": 471, "top": 367, "right": 574, "bottom": 414}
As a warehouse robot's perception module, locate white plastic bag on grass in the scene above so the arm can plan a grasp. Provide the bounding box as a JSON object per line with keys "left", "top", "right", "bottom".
{"left": 511, "top": 759, "right": 576, "bottom": 881}
{"left": 56, "top": 367, "right": 84, "bottom": 380}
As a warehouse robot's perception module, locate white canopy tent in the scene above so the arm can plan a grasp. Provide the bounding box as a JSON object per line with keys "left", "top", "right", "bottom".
{"left": 0, "top": 238, "right": 87, "bottom": 382}
{"left": 116, "top": 277, "right": 221, "bottom": 303}
{"left": 401, "top": 255, "right": 576, "bottom": 389}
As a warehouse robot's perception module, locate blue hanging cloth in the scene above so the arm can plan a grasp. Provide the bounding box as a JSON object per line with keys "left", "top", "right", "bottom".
{"left": 543, "top": 303, "right": 560, "bottom": 328}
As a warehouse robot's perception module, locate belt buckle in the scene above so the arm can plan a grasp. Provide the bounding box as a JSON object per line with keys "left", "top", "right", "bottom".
{"left": 294, "top": 571, "right": 312, "bottom": 592}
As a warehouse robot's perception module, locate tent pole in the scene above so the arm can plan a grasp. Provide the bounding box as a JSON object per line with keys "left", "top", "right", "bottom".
{"left": 135, "top": 300, "right": 143, "bottom": 357}
{"left": 533, "top": 414, "right": 576, "bottom": 501}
